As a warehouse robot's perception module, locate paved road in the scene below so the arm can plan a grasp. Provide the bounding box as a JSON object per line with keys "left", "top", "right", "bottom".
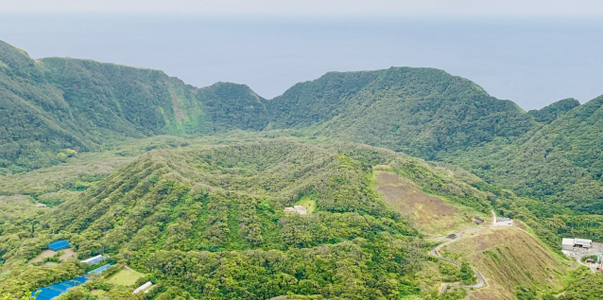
{"left": 429, "top": 211, "right": 495, "bottom": 294}
{"left": 569, "top": 242, "right": 603, "bottom": 272}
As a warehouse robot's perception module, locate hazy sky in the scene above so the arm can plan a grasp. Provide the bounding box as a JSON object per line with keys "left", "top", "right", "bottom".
{"left": 3, "top": 0, "right": 603, "bottom": 18}
{"left": 1, "top": 2, "right": 602, "bottom": 110}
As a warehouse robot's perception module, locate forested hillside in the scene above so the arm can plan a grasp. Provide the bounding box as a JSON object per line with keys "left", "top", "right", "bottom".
{"left": 2, "top": 40, "right": 603, "bottom": 300}
{"left": 268, "top": 67, "right": 535, "bottom": 160}
{"left": 451, "top": 95, "right": 603, "bottom": 214}
{"left": 0, "top": 41, "right": 267, "bottom": 173}
{"left": 1, "top": 139, "right": 505, "bottom": 299}
{"left": 0, "top": 41, "right": 538, "bottom": 173}
{"left": 5, "top": 39, "right": 600, "bottom": 215}
{"left": 527, "top": 98, "right": 580, "bottom": 124}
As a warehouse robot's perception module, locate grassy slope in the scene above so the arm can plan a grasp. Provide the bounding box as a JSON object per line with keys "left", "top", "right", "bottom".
{"left": 441, "top": 226, "right": 569, "bottom": 300}
{"left": 107, "top": 268, "right": 145, "bottom": 286}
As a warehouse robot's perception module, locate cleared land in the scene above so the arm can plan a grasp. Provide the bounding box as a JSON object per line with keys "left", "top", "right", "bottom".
{"left": 107, "top": 267, "right": 145, "bottom": 286}
{"left": 295, "top": 196, "right": 316, "bottom": 214}
{"left": 441, "top": 226, "right": 569, "bottom": 300}
{"left": 29, "top": 250, "right": 56, "bottom": 263}
{"left": 58, "top": 248, "right": 77, "bottom": 261}
{"left": 29, "top": 248, "right": 77, "bottom": 264}
{"left": 374, "top": 170, "right": 482, "bottom": 235}
{"left": 41, "top": 262, "right": 58, "bottom": 267}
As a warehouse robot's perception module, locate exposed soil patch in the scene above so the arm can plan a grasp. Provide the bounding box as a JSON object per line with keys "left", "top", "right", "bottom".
{"left": 59, "top": 248, "right": 77, "bottom": 261}
{"left": 171, "top": 92, "right": 185, "bottom": 123}
{"left": 375, "top": 171, "right": 474, "bottom": 234}
{"left": 29, "top": 250, "right": 56, "bottom": 263}
{"left": 375, "top": 172, "right": 399, "bottom": 184}
{"left": 42, "top": 262, "right": 59, "bottom": 267}
{"left": 29, "top": 248, "right": 77, "bottom": 264}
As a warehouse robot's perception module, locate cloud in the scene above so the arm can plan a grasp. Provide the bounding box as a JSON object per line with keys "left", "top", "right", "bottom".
{"left": 2, "top": 0, "right": 603, "bottom": 18}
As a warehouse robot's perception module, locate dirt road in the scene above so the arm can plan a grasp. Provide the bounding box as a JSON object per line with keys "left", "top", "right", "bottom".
{"left": 429, "top": 211, "right": 496, "bottom": 294}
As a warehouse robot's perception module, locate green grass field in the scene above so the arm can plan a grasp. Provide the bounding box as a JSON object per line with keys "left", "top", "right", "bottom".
{"left": 107, "top": 268, "right": 145, "bottom": 286}
{"left": 296, "top": 196, "right": 316, "bottom": 214}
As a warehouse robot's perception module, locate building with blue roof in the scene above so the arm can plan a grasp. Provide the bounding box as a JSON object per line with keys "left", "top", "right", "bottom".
{"left": 48, "top": 240, "right": 70, "bottom": 251}
{"left": 32, "top": 276, "right": 88, "bottom": 300}
{"left": 87, "top": 263, "right": 113, "bottom": 276}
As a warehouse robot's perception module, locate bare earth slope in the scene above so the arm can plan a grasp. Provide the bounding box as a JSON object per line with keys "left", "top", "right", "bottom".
{"left": 374, "top": 170, "right": 484, "bottom": 235}
{"left": 441, "top": 226, "right": 568, "bottom": 300}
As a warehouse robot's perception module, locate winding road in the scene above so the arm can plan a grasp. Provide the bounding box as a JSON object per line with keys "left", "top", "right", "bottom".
{"left": 429, "top": 211, "right": 497, "bottom": 294}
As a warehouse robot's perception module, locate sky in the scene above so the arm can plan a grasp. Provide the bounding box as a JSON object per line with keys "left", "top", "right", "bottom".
{"left": 3, "top": 0, "right": 603, "bottom": 18}
{"left": 1, "top": 1, "right": 602, "bottom": 110}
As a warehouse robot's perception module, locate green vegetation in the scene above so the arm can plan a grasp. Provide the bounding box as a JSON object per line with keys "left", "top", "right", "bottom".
{"left": 2, "top": 38, "right": 602, "bottom": 220}
{"left": 441, "top": 226, "right": 569, "bottom": 299}
{"left": 269, "top": 67, "right": 534, "bottom": 161}
{"left": 552, "top": 268, "right": 603, "bottom": 300}
{"left": 0, "top": 139, "right": 504, "bottom": 299}
{"left": 527, "top": 98, "right": 580, "bottom": 124}
{"left": 107, "top": 268, "right": 145, "bottom": 286}
{"left": 459, "top": 262, "right": 476, "bottom": 285}
{"left": 295, "top": 196, "right": 316, "bottom": 214}
{"left": 2, "top": 40, "right": 603, "bottom": 300}
{"left": 0, "top": 41, "right": 267, "bottom": 173}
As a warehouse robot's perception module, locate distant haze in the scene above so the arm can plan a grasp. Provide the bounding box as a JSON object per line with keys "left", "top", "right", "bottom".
{"left": 1, "top": 14, "right": 602, "bottom": 110}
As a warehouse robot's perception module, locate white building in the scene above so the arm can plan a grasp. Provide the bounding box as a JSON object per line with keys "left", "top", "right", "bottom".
{"left": 81, "top": 255, "right": 104, "bottom": 265}
{"left": 133, "top": 281, "right": 153, "bottom": 294}
{"left": 293, "top": 205, "right": 307, "bottom": 215}
{"left": 574, "top": 238, "right": 593, "bottom": 248}
{"left": 494, "top": 217, "right": 513, "bottom": 226}
{"left": 283, "top": 207, "right": 296, "bottom": 214}
{"left": 562, "top": 238, "right": 593, "bottom": 250}
{"left": 562, "top": 238, "right": 575, "bottom": 251}
{"left": 283, "top": 206, "right": 308, "bottom": 215}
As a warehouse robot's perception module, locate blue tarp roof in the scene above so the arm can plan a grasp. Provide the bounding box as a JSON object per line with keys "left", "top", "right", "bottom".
{"left": 87, "top": 263, "right": 113, "bottom": 276}
{"left": 48, "top": 240, "right": 70, "bottom": 251}
{"left": 32, "top": 277, "right": 88, "bottom": 300}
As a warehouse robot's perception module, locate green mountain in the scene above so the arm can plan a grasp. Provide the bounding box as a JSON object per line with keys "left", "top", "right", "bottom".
{"left": 268, "top": 67, "right": 535, "bottom": 160}
{"left": 527, "top": 98, "right": 580, "bottom": 124}
{"left": 2, "top": 40, "right": 603, "bottom": 300}
{"left": 2, "top": 139, "right": 505, "bottom": 299}
{"left": 0, "top": 40, "right": 537, "bottom": 172}
{"left": 0, "top": 41, "right": 266, "bottom": 172}
{"left": 264, "top": 67, "right": 603, "bottom": 214}
{"left": 451, "top": 95, "right": 603, "bottom": 213}
{"left": 4, "top": 38, "right": 603, "bottom": 214}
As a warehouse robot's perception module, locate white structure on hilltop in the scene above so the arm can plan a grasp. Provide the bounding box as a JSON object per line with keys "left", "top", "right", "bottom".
{"left": 494, "top": 217, "right": 513, "bottom": 226}
{"left": 283, "top": 205, "right": 308, "bottom": 215}
{"left": 562, "top": 238, "right": 593, "bottom": 250}
{"left": 133, "top": 281, "right": 153, "bottom": 294}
